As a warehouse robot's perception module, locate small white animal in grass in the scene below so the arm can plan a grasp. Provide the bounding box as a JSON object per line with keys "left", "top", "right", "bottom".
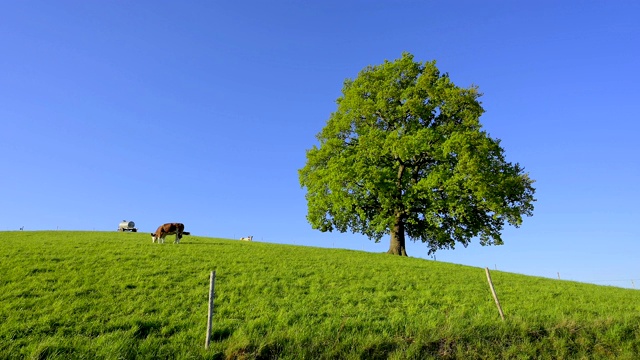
{"left": 240, "top": 236, "right": 253, "bottom": 241}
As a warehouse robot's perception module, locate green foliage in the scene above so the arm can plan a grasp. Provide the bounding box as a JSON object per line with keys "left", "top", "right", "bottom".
{"left": 2, "top": 231, "right": 640, "bottom": 359}
{"left": 299, "top": 52, "right": 536, "bottom": 255}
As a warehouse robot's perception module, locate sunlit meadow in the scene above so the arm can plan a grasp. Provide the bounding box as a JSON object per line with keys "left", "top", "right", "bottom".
{"left": 1, "top": 231, "right": 639, "bottom": 359}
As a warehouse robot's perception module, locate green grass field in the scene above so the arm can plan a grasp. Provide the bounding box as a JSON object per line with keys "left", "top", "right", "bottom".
{"left": 1, "top": 231, "right": 639, "bottom": 359}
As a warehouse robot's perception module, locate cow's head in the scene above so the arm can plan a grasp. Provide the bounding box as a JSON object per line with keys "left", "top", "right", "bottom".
{"left": 151, "top": 233, "right": 158, "bottom": 243}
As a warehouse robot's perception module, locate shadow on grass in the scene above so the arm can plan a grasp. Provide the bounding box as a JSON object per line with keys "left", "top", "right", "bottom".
{"left": 360, "top": 341, "right": 398, "bottom": 360}
{"left": 211, "top": 327, "right": 233, "bottom": 341}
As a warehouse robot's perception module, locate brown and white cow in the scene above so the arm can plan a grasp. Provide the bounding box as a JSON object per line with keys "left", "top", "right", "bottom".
{"left": 151, "top": 223, "right": 185, "bottom": 244}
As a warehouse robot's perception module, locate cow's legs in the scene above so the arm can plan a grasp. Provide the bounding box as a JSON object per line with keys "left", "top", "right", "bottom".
{"left": 175, "top": 233, "right": 181, "bottom": 244}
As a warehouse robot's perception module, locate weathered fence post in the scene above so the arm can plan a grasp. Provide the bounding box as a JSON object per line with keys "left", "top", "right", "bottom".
{"left": 485, "top": 267, "right": 505, "bottom": 321}
{"left": 205, "top": 271, "right": 216, "bottom": 349}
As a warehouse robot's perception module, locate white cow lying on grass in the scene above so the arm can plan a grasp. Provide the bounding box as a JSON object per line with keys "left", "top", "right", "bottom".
{"left": 240, "top": 236, "right": 253, "bottom": 241}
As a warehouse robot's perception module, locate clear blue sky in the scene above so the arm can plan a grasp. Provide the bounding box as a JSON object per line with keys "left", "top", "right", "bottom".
{"left": 2, "top": 1, "right": 639, "bottom": 288}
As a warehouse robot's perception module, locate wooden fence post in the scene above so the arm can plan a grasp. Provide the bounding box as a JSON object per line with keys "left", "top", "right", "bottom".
{"left": 485, "top": 267, "right": 505, "bottom": 321}
{"left": 205, "top": 271, "right": 216, "bottom": 349}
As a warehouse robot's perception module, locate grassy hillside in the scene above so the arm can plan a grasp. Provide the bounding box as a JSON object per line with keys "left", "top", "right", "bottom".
{"left": 1, "top": 231, "right": 639, "bottom": 359}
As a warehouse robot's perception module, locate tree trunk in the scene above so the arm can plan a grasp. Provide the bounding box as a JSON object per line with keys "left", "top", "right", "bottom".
{"left": 387, "top": 213, "right": 408, "bottom": 256}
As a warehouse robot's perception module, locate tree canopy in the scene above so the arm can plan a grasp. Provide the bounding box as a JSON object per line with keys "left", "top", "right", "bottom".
{"left": 299, "top": 53, "right": 535, "bottom": 256}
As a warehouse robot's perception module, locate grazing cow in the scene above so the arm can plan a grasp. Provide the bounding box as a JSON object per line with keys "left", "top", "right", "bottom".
{"left": 151, "top": 223, "right": 185, "bottom": 244}
{"left": 240, "top": 236, "right": 253, "bottom": 241}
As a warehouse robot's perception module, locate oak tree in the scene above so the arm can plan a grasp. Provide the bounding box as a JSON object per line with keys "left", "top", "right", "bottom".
{"left": 299, "top": 53, "right": 535, "bottom": 256}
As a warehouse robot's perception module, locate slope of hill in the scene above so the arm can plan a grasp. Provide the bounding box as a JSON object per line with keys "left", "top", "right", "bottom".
{"left": 1, "top": 231, "right": 639, "bottom": 359}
